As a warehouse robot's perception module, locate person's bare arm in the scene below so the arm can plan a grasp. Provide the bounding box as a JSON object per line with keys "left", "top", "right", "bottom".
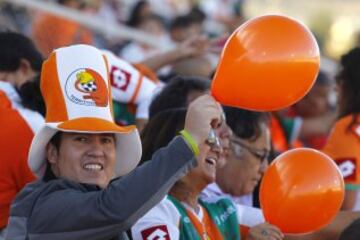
{"left": 138, "top": 36, "right": 209, "bottom": 72}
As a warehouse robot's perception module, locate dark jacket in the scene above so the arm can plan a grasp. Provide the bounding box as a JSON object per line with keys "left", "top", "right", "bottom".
{"left": 6, "top": 137, "right": 196, "bottom": 240}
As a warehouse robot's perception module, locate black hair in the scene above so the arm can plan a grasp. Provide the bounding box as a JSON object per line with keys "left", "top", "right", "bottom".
{"left": 187, "top": 6, "right": 206, "bottom": 24}
{"left": 43, "top": 132, "right": 63, "bottom": 181}
{"left": 15, "top": 75, "right": 46, "bottom": 116}
{"left": 141, "top": 108, "right": 187, "bottom": 164}
{"left": 336, "top": 47, "right": 360, "bottom": 126}
{"left": 170, "top": 15, "right": 197, "bottom": 31}
{"left": 315, "top": 70, "right": 331, "bottom": 86}
{"left": 170, "top": 7, "right": 205, "bottom": 31}
{"left": 43, "top": 163, "right": 57, "bottom": 181}
{"left": 149, "top": 76, "right": 210, "bottom": 118}
{"left": 224, "top": 106, "right": 270, "bottom": 141}
{"left": 49, "top": 132, "right": 63, "bottom": 151}
{"left": 57, "top": 0, "right": 70, "bottom": 4}
{"left": 126, "top": 1, "right": 150, "bottom": 27}
{"left": 0, "top": 31, "right": 43, "bottom": 72}
{"left": 339, "top": 218, "right": 360, "bottom": 240}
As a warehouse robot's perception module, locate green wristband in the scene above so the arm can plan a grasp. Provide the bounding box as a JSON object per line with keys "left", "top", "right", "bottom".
{"left": 180, "top": 130, "right": 200, "bottom": 157}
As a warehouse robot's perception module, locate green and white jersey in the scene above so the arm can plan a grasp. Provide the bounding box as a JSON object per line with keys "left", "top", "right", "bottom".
{"left": 132, "top": 195, "right": 263, "bottom": 240}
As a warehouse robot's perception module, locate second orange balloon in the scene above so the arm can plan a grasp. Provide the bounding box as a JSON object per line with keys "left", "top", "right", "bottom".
{"left": 260, "top": 148, "right": 344, "bottom": 234}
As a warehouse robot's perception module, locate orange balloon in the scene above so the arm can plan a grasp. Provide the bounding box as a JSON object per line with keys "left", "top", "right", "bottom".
{"left": 211, "top": 15, "right": 320, "bottom": 111}
{"left": 260, "top": 148, "right": 344, "bottom": 234}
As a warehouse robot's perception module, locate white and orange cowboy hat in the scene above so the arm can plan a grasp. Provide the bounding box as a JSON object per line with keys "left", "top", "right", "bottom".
{"left": 28, "top": 44, "right": 142, "bottom": 178}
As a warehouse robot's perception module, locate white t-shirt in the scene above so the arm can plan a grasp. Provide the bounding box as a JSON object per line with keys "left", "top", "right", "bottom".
{"left": 201, "top": 183, "right": 253, "bottom": 207}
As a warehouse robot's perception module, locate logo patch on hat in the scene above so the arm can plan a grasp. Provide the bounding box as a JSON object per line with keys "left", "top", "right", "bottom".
{"left": 141, "top": 225, "right": 170, "bottom": 240}
{"left": 65, "top": 68, "right": 108, "bottom": 107}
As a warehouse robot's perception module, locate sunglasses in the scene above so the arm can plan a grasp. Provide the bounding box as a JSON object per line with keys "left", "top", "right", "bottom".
{"left": 205, "top": 112, "right": 226, "bottom": 149}
{"left": 230, "top": 137, "right": 270, "bottom": 163}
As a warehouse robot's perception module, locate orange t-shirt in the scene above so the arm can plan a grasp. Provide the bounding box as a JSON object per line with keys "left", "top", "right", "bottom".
{"left": 0, "top": 91, "right": 37, "bottom": 228}
{"left": 270, "top": 114, "right": 303, "bottom": 154}
{"left": 322, "top": 115, "right": 360, "bottom": 189}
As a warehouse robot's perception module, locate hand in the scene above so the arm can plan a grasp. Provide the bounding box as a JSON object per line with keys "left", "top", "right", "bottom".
{"left": 184, "top": 94, "right": 222, "bottom": 146}
{"left": 208, "top": 33, "right": 230, "bottom": 54}
{"left": 217, "top": 122, "right": 232, "bottom": 168}
{"left": 137, "top": 35, "right": 209, "bottom": 71}
{"left": 247, "top": 223, "right": 284, "bottom": 240}
{"left": 178, "top": 35, "right": 209, "bottom": 59}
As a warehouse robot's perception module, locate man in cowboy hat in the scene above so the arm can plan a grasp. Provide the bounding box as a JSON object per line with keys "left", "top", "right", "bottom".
{"left": 5, "top": 44, "right": 222, "bottom": 240}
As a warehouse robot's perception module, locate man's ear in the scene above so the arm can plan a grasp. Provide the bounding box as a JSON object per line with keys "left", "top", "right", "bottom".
{"left": 46, "top": 143, "right": 58, "bottom": 165}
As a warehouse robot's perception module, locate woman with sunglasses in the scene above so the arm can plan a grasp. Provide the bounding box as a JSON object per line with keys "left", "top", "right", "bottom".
{"left": 131, "top": 108, "right": 284, "bottom": 240}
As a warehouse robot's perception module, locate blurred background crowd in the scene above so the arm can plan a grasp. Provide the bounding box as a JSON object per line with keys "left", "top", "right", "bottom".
{"left": 0, "top": 0, "right": 347, "bottom": 146}
{"left": 1, "top": 0, "right": 360, "bottom": 239}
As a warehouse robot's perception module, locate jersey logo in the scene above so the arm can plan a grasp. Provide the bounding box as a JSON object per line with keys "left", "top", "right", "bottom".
{"left": 336, "top": 158, "right": 357, "bottom": 180}
{"left": 141, "top": 225, "right": 170, "bottom": 240}
{"left": 356, "top": 126, "right": 360, "bottom": 136}
{"left": 110, "top": 65, "right": 131, "bottom": 91}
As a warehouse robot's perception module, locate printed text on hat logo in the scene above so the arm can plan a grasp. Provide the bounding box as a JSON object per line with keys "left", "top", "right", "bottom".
{"left": 65, "top": 68, "right": 109, "bottom": 107}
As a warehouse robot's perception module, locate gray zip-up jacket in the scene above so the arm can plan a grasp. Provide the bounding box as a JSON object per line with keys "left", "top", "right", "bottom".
{"left": 6, "top": 137, "right": 196, "bottom": 240}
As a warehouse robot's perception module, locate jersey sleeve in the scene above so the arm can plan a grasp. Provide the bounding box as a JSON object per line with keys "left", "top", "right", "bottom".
{"left": 102, "top": 50, "right": 162, "bottom": 120}
{"left": 131, "top": 197, "right": 181, "bottom": 240}
{"left": 136, "top": 95, "right": 152, "bottom": 119}
{"left": 133, "top": 76, "right": 163, "bottom": 119}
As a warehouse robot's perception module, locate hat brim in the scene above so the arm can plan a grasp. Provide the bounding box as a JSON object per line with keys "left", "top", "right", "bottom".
{"left": 28, "top": 117, "right": 142, "bottom": 178}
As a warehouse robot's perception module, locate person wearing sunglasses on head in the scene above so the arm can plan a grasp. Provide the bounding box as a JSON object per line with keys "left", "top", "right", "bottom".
{"left": 201, "top": 107, "right": 271, "bottom": 239}
{"left": 132, "top": 108, "right": 284, "bottom": 240}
